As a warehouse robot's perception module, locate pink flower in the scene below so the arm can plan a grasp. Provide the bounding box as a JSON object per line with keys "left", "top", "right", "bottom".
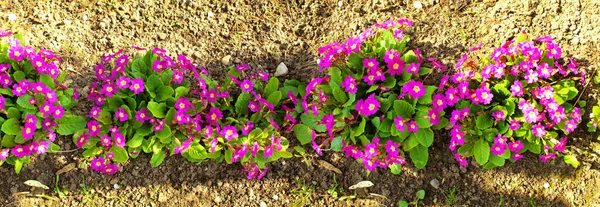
{"left": 356, "top": 94, "right": 379, "bottom": 117}
{"left": 454, "top": 153, "right": 467, "bottom": 167}
{"left": 507, "top": 140, "right": 524, "bottom": 152}
{"left": 394, "top": 116, "right": 406, "bottom": 132}
{"left": 553, "top": 137, "right": 567, "bottom": 153}
{"left": 341, "top": 75, "right": 358, "bottom": 94}
{"left": 490, "top": 143, "right": 506, "bottom": 156}
{"left": 407, "top": 120, "right": 418, "bottom": 133}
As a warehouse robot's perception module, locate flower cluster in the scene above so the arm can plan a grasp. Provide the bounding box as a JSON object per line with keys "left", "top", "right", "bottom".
{"left": 0, "top": 31, "right": 84, "bottom": 173}
{"left": 442, "top": 32, "right": 584, "bottom": 169}
{"left": 294, "top": 19, "right": 447, "bottom": 173}
{"left": 82, "top": 46, "right": 300, "bottom": 178}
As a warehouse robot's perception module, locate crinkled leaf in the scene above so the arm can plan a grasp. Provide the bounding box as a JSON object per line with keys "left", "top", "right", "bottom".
{"left": 473, "top": 139, "right": 490, "bottom": 165}
{"left": 109, "top": 146, "right": 129, "bottom": 163}
{"left": 150, "top": 150, "right": 165, "bottom": 167}
{"left": 56, "top": 115, "right": 87, "bottom": 135}
{"left": 415, "top": 128, "right": 434, "bottom": 147}
{"left": 394, "top": 100, "right": 415, "bottom": 118}
{"left": 155, "top": 86, "right": 174, "bottom": 102}
{"left": 293, "top": 124, "right": 312, "bottom": 145}
{"left": 147, "top": 101, "right": 167, "bottom": 118}
{"left": 410, "top": 145, "right": 428, "bottom": 169}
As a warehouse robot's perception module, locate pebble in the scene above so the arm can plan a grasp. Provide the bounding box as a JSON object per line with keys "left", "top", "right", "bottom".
{"left": 158, "top": 33, "right": 167, "bottom": 40}
{"left": 7, "top": 14, "right": 17, "bottom": 22}
{"left": 413, "top": 1, "right": 423, "bottom": 9}
{"left": 275, "top": 62, "right": 288, "bottom": 77}
{"left": 272, "top": 194, "right": 279, "bottom": 200}
{"left": 221, "top": 55, "right": 232, "bottom": 65}
{"left": 430, "top": 179, "right": 440, "bottom": 189}
{"left": 82, "top": 15, "right": 88, "bottom": 21}
{"left": 208, "top": 11, "right": 214, "bottom": 18}
{"left": 214, "top": 196, "right": 222, "bottom": 203}
{"left": 543, "top": 182, "right": 550, "bottom": 189}
{"left": 337, "top": 1, "right": 343, "bottom": 7}
{"left": 260, "top": 201, "right": 267, "bottom": 207}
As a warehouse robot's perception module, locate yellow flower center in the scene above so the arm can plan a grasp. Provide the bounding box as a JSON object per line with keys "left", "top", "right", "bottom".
{"left": 44, "top": 106, "right": 50, "bottom": 111}
{"left": 36, "top": 62, "right": 42, "bottom": 67}
{"left": 14, "top": 51, "right": 20, "bottom": 56}
{"left": 368, "top": 104, "right": 375, "bottom": 111}
{"left": 134, "top": 84, "right": 140, "bottom": 89}
{"left": 96, "top": 162, "right": 102, "bottom": 167}
{"left": 413, "top": 86, "right": 420, "bottom": 92}
{"left": 369, "top": 148, "right": 374, "bottom": 153}
{"left": 393, "top": 63, "right": 399, "bottom": 69}
{"left": 211, "top": 114, "right": 217, "bottom": 120}
{"left": 157, "top": 64, "right": 163, "bottom": 69}
{"left": 481, "top": 93, "right": 488, "bottom": 99}
{"left": 368, "top": 62, "right": 374, "bottom": 67}
{"left": 92, "top": 126, "right": 97, "bottom": 131}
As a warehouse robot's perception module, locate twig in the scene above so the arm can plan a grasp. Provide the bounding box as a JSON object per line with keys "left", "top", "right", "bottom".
{"left": 53, "top": 149, "right": 79, "bottom": 153}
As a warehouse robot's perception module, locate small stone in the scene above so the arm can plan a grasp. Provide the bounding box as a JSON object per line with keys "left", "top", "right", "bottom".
{"left": 7, "top": 14, "right": 17, "bottom": 22}
{"left": 113, "top": 184, "right": 120, "bottom": 189}
{"left": 109, "top": 178, "right": 119, "bottom": 185}
{"left": 275, "top": 62, "right": 288, "bottom": 77}
{"left": 260, "top": 201, "right": 267, "bottom": 207}
{"left": 233, "top": 58, "right": 242, "bottom": 64}
{"left": 158, "top": 33, "right": 167, "bottom": 40}
{"left": 543, "top": 182, "right": 550, "bottom": 189}
{"left": 413, "top": 1, "right": 423, "bottom": 9}
{"left": 214, "top": 196, "right": 222, "bottom": 203}
{"left": 272, "top": 195, "right": 279, "bottom": 200}
{"left": 83, "top": 15, "right": 88, "bottom": 21}
{"left": 221, "top": 55, "right": 232, "bottom": 65}
{"left": 337, "top": 1, "right": 343, "bottom": 7}
{"left": 64, "top": 20, "right": 72, "bottom": 25}
{"left": 430, "top": 179, "right": 440, "bottom": 189}
{"left": 208, "top": 11, "right": 214, "bottom": 18}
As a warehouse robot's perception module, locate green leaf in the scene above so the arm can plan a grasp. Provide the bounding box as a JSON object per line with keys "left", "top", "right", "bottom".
{"left": 156, "top": 125, "right": 172, "bottom": 143}
{"left": 394, "top": 100, "right": 415, "bottom": 118}
{"left": 473, "top": 139, "right": 490, "bottom": 165}
{"left": 417, "top": 86, "right": 437, "bottom": 104}
{"left": 174, "top": 86, "right": 190, "bottom": 99}
{"left": 1, "top": 118, "right": 19, "bottom": 135}
{"left": 415, "top": 128, "right": 434, "bottom": 147}
{"left": 107, "top": 97, "right": 125, "bottom": 111}
{"left": 56, "top": 115, "right": 86, "bottom": 135}
{"left": 331, "top": 137, "right": 343, "bottom": 151}
{"left": 97, "top": 109, "right": 112, "bottom": 125}
{"left": 328, "top": 67, "right": 342, "bottom": 84}
{"left": 1, "top": 135, "right": 15, "bottom": 148}
{"left": 39, "top": 74, "right": 56, "bottom": 89}
{"left": 82, "top": 147, "right": 102, "bottom": 157}
{"left": 293, "top": 124, "right": 313, "bottom": 145}
{"left": 150, "top": 150, "right": 165, "bottom": 167}
{"left": 6, "top": 108, "right": 20, "bottom": 119}
{"left": 147, "top": 101, "right": 167, "bottom": 118}
{"left": 15, "top": 159, "right": 23, "bottom": 174}
{"left": 489, "top": 155, "right": 505, "bottom": 167}
{"left": 416, "top": 189, "right": 425, "bottom": 200}
{"left": 13, "top": 71, "right": 26, "bottom": 81}
{"left": 109, "top": 146, "right": 129, "bottom": 163}
{"left": 235, "top": 92, "right": 251, "bottom": 114}
{"left": 164, "top": 107, "right": 176, "bottom": 125}
{"left": 389, "top": 163, "right": 402, "bottom": 175}
{"left": 476, "top": 115, "right": 494, "bottom": 130}
{"left": 126, "top": 134, "right": 144, "bottom": 148}
{"left": 332, "top": 86, "right": 348, "bottom": 103}
{"left": 398, "top": 200, "right": 409, "bottom": 207}
{"left": 516, "top": 32, "right": 528, "bottom": 42}
{"left": 155, "top": 86, "right": 174, "bottom": 102}
{"left": 382, "top": 76, "right": 396, "bottom": 89}
{"left": 564, "top": 154, "right": 579, "bottom": 168}
{"left": 410, "top": 145, "right": 428, "bottom": 169}
{"left": 267, "top": 91, "right": 282, "bottom": 105}
{"left": 145, "top": 75, "right": 163, "bottom": 93}
{"left": 353, "top": 118, "right": 366, "bottom": 136}
{"left": 265, "top": 77, "right": 279, "bottom": 97}
{"left": 415, "top": 117, "right": 433, "bottom": 128}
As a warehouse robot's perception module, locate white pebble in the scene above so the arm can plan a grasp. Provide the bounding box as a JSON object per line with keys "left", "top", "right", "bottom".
{"left": 113, "top": 184, "right": 120, "bottom": 189}
{"left": 207, "top": 11, "right": 214, "bottom": 18}
{"left": 337, "top": 1, "right": 343, "bottom": 7}
{"left": 543, "top": 182, "right": 550, "bottom": 189}
{"left": 413, "top": 1, "right": 423, "bottom": 9}
{"left": 7, "top": 14, "right": 17, "bottom": 22}
{"left": 83, "top": 15, "right": 88, "bottom": 21}
{"left": 260, "top": 201, "right": 267, "bottom": 207}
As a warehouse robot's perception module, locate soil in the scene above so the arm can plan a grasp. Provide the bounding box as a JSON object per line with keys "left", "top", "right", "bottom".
{"left": 1, "top": 0, "right": 600, "bottom": 206}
